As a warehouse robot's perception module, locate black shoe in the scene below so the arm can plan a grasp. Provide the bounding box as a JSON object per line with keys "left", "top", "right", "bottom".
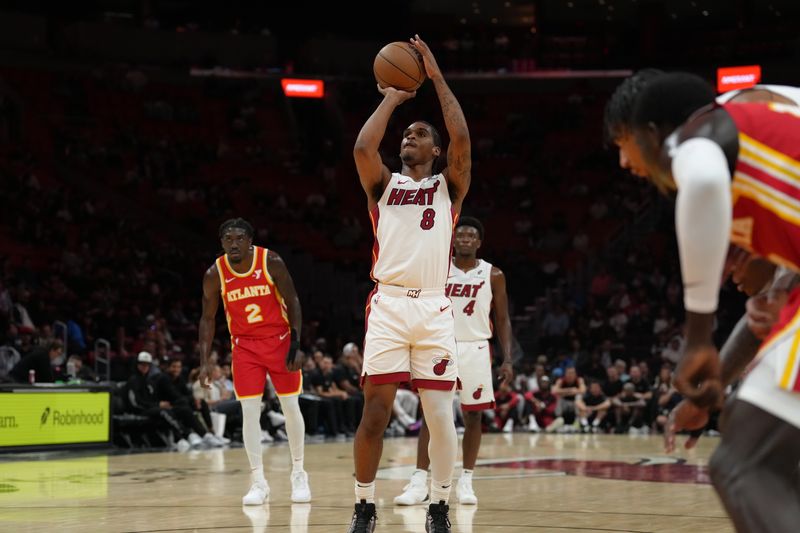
{"left": 347, "top": 499, "right": 376, "bottom": 533}
{"left": 425, "top": 500, "right": 451, "bottom": 533}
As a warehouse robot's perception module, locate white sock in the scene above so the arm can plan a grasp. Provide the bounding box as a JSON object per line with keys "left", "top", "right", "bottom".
{"left": 355, "top": 480, "right": 375, "bottom": 503}
{"left": 241, "top": 397, "right": 265, "bottom": 483}
{"left": 277, "top": 394, "right": 306, "bottom": 473}
{"left": 420, "top": 389, "right": 457, "bottom": 504}
{"left": 462, "top": 469, "right": 473, "bottom": 480}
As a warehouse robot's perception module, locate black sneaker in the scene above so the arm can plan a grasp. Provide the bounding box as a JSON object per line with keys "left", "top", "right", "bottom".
{"left": 347, "top": 499, "right": 376, "bottom": 533}
{"left": 425, "top": 500, "right": 451, "bottom": 533}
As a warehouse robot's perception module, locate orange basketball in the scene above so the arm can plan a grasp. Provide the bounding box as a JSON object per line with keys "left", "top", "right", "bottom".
{"left": 373, "top": 41, "right": 426, "bottom": 92}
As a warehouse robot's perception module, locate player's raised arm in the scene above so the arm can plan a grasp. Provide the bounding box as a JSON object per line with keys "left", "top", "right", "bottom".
{"left": 198, "top": 264, "right": 221, "bottom": 388}
{"left": 411, "top": 34, "right": 471, "bottom": 204}
{"left": 490, "top": 266, "right": 514, "bottom": 384}
{"left": 266, "top": 250, "right": 303, "bottom": 371}
{"left": 353, "top": 86, "right": 416, "bottom": 206}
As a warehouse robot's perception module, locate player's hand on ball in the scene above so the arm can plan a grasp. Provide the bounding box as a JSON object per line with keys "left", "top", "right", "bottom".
{"left": 377, "top": 84, "right": 416, "bottom": 103}
{"left": 664, "top": 399, "right": 709, "bottom": 453}
{"left": 673, "top": 344, "right": 722, "bottom": 410}
{"left": 409, "top": 34, "right": 442, "bottom": 80}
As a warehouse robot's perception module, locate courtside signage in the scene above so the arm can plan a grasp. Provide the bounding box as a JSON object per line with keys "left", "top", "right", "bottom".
{"left": 0, "top": 392, "right": 110, "bottom": 447}
{"left": 717, "top": 65, "right": 761, "bottom": 93}
{"left": 281, "top": 78, "right": 325, "bottom": 98}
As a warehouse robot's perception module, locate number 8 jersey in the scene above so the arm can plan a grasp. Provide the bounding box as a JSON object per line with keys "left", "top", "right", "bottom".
{"left": 216, "top": 246, "right": 289, "bottom": 338}
{"left": 447, "top": 260, "right": 493, "bottom": 342}
{"left": 369, "top": 173, "right": 457, "bottom": 289}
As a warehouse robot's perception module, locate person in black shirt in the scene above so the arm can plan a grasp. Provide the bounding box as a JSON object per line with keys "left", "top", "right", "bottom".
{"left": 10, "top": 340, "right": 63, "bottom": 383}
{"left": 150, "top": 357, "right": 221, "bottom": 447}
{"left": 334, "top": 351, "right": 364, "bottom": 428}
{"left": 310, "top": 354, "right": 357, "bottom": 435}
{"left": 613, "top": 382, "right": 647, "bottom": 434}
{"left": 576, "top": 381, "right": 611, "bottom": 432}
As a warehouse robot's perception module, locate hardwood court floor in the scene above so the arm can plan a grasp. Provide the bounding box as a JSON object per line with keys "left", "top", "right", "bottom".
{"left": 0, "top": 433, "right": 732, "bottom": 532}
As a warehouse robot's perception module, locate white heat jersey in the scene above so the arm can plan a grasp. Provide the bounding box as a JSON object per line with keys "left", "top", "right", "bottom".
{"left": 447, "top": 259, "right": 493, "bottom": 341}
{"left": 370, "top": 172, "right": 455, "bottom": 289}
{"left": 716, "top": 84, "right": 800, "bottom": 105}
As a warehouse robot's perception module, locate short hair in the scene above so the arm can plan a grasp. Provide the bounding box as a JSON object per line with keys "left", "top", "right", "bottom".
{"left": 218, "top": 218, "right": 254, "bottom": 239}
{"left": 418, "top": 120, "right": 442, "bottom": 148}
{"left": 48, "top": 340, "right": 64, "bottom": 352}
{"left": 603, "top": 68, "right": 664, "bottom": 144}
{"left": 631, "top": 72, "right": 716, "bottom": 135}
{"left": 456, "top": 216, "right": 484, "bottom": 240}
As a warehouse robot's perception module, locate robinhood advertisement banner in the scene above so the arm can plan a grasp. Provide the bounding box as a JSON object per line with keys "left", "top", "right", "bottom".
{"left": 0, "top": 391, "right": 110, "bottom": 447}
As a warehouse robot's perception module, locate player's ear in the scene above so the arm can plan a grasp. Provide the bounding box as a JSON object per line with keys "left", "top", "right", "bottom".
{"left": 432, "top": 146, "right": 442, "bottom": 158}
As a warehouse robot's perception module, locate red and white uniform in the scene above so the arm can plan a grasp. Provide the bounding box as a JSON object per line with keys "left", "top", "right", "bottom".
{"left": 364, "top": 173, "right": 458, "bottom": 390}
{"left": 722, "top": 102, "right": 800, "bottom": 426}
{"left": 447, "top": 260, "right": 495, "bottom": 410}
{"left": 216, "top": 246, "right": 300, "bottom": 398}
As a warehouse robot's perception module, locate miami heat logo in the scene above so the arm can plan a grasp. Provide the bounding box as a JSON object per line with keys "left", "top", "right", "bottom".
{"left": 472, "top": 386, "right": 483, "bottom": 400}
{"left": 432, "top": 356, "right": 454, "bottom": 376}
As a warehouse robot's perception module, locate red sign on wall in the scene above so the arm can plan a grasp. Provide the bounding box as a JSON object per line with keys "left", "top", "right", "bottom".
{"left": 717, "top": 65, "right": 761, "bottom": 93}
{"left": 281, "top": 78, "right": 325, "bottom": 98}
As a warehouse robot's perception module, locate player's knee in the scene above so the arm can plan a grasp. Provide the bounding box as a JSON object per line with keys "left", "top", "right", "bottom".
{"left": 360, "top": 401, "right": 393, "bottom": 435}
{"left": 463, "top": 410, "right": 482, "bottom": 428}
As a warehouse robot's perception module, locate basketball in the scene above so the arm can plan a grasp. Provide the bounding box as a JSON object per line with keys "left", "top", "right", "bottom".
{"left": 373, "top": 41, "right": 426, "bottom": 92}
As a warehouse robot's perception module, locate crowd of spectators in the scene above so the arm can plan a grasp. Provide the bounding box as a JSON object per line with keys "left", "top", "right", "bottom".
{"left": 0, "top": 57, "right": 742, "bottom": 448}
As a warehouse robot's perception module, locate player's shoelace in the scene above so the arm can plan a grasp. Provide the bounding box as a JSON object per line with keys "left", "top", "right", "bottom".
{"left": 350, "top": 501, "right": 375, "bottom": 532}
{"left": 428, "top": 502, "right": 451, "bottom": 531}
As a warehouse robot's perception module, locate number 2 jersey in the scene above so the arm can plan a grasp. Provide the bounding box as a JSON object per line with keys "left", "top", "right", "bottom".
{"left": 447, "top": 259, "right": 493, "bottom": 342}
{"left": 724, "top": 102, "right": 800, "bottom": 272}
{"left": 215, "top": 246, "right": 289, "bottom": 338}
{"left": 369, "top": 172, "right": 457, "bottom": 289}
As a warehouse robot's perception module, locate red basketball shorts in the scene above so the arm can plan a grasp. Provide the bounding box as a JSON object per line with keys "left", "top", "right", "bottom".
{"left": 231, "top": 333, "right": 301, "bottom": 399}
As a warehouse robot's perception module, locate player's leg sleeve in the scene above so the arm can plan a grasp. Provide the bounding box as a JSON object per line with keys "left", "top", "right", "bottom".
{"left": 277, "top": 394, "right": 305, "bottom": 471}
{"left": 241, "top": 397, "right": 264, "bottom": 478}
{"left": 419, "top": 388, "right": 457, "bottom": 504}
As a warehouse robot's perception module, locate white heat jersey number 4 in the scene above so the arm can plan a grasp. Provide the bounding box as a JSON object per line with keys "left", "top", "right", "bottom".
{"left": 447, "top": 259, "right": 493, "bottom": 342}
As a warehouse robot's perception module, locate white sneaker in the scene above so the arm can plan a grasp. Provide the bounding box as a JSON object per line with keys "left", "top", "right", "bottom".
{"left": 502, "top": 418, "right": 514, "bottom": 433}
{"left": 261, "top": 430, "right": 274, "bottom": 443}
{"left": 546, "top": 417, "right": 564, "bottom": 433}
{"left": 267, "top": 410, "right": 286, "bottom": 427}
{"left": 527, "top": 415, "right": 540, "bottom": 433}
{"left": 176, "top": 438, "right": 191, "bottom": 452}
{"left": 242, "top": 480, "right": 270, "bottom": 505}
{"left": 393, "top": 470, "right": 429, "bottom": 506}
{"left": 290, "top": 471, "right": 311, "bottom": 503}
{"left": 456, "top": 476, "right": 477, "bottom": 505}
{"left": 202, "top": 433, "right": 223, "bottom": 447}
{"left": 188, "top": 432, "right": 203, "bottom": 447}
{"left": 275, "top": 428, "right": 288, "bottom": 441}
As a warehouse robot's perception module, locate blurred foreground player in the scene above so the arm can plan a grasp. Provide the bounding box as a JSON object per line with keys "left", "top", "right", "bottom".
{"left": 395, "top": 216, "right": 513, "bottom": 506}
{"left": 604, "top": 71, "right": 800, "bottom": 450}
{"left": 349, "top": 34, "right": 471, "bottom": 533}
{"left": 630, "top": 72, "right": 800, "bottom": 533}
{"left": 198, "top": 218, "right": 310, "bottom": 505}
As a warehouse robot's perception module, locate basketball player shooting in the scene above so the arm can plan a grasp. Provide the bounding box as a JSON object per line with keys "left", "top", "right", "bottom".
{"left": 348, "top": 34, "right": 470, "bottom": 533}
{"left": 394, "top": 216, "right": 513, "bottom": 507}
{"left": 198, "top": 218, "right": 310, "bottom": 506}
{"left": 629, "top": 72, "right": 800, "bottom": 533}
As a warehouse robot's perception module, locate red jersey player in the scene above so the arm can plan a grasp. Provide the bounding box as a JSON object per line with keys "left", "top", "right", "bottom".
{"left": 631, "top": 72, "right": 800, "bottom": 533}
{"left": 198, "top": 218, "right": 309, "bottom": 505}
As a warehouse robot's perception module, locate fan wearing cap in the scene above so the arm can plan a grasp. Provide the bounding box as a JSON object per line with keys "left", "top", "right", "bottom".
{"left": 123, "top": 351, "right": 192, "bottom": 451}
